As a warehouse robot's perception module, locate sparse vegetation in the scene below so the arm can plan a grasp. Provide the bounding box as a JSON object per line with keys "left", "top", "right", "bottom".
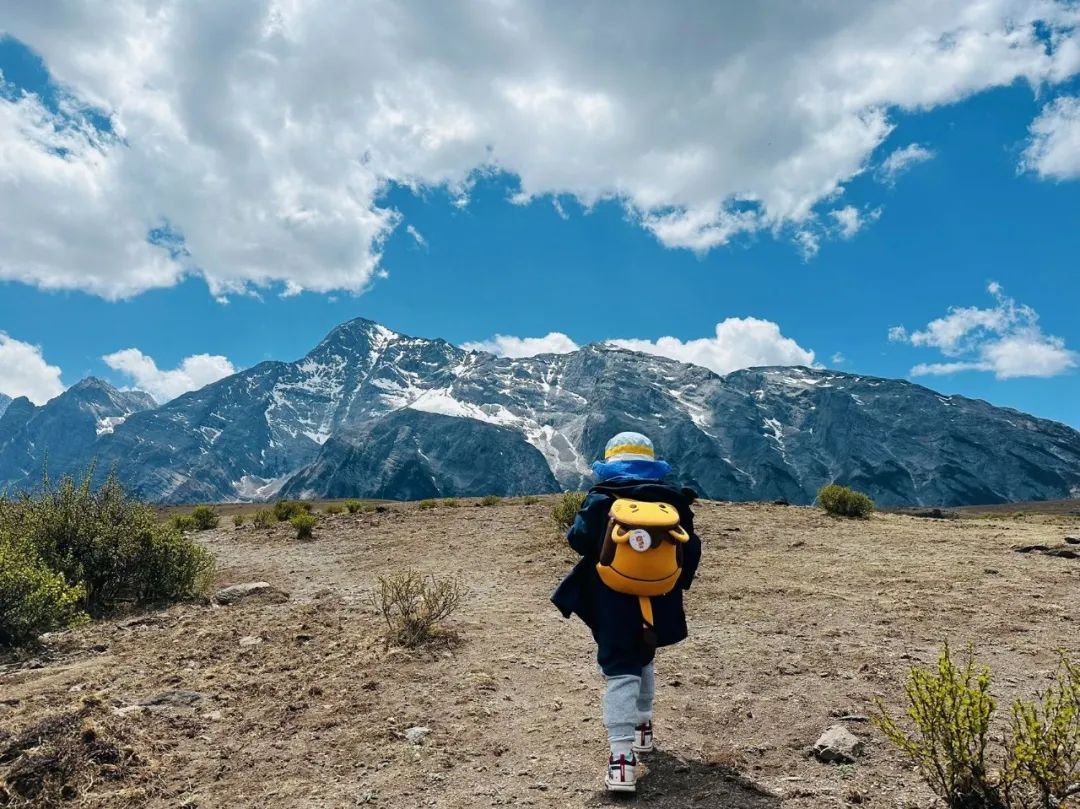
{"left": 273, "top": 500, "right": 312, "bottom": 522}
{"left": 0, "top": 472, "right": 213, "bottom": 645}
{"left": 519, "top": 495, "right": 540, "bottom": 505}
{"left": 323, "top": 504, "right": 344, "bottom": 515}
{"left": 442, "top": 498, "right": 460, "bottom": 508}
{"left": 552, "top": 491, "right": 586, "bottom": 531}
{"left": 290, "top": 512, "right": 318, "bottom": 540}
{"left": 817, "top": 483, "right": 875, "bottom": 519}
{"left": 877, "top": 643, "right": 1080, "bottom": 809}
{"left": 345, "top": 500, "right": 370, "bottom": 514}
{"left": 480, "top": 495, "right": 501, "bottom": 507}
{"left": 170, "top": 514, "right": 197, "bottom": 532}
{"left": 232, "top": 513, "right": 245, "bottom": 527}
{"left": 368, "top": 570, "right": 467, "bottom": 648}
{"left": 417, "top": 499, "right": 437, "bottom": 510}
{"left": 190, "top": 505, "right": 220, "bottom": 530}
{"left": 252, "top": 509, "right": 274, "bottom": 529}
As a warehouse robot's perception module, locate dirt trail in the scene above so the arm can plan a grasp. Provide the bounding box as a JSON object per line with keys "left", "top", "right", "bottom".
{"left": 3, "top": 500, "right": 1079, "bottom": 808}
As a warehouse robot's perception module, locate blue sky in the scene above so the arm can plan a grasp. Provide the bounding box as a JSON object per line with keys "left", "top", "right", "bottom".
{"left": 0, "top": 3, "right": 1078, "bottom": 427}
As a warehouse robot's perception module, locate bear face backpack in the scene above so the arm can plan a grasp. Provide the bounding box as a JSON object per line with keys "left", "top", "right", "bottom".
{"left": 595, "top": 498, "right": 690, "bottom": 655}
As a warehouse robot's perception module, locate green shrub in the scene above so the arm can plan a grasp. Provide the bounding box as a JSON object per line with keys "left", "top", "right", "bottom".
{"left": 252, "top": 509, "right": 274, "bottom": 529}
{"left": 1003, "top": 656, "right": 1080, "bottom": 808}
{"left": 442, "top": 498, "right": 459, "bottom": 508}
{"left": 480, "top": 495, "right": 501, "bottom": 507}
{"left": 552, "top": 491, "right": 586, "bottom": 531}
{"left": 0, "top": 472, "right": 214, "bottom": 622}
{"left": 324, "top": 504, "right": 344, "bottom": 515}
{"left": 817, "top": 484, "right": 875, "bottom": 519}
{"left": 877, "top": 643, "right": 1080, "bottom": 809}
{"left": 232, "top": 513, "right": 245, "bottom": 527}
{"left": 417, "top": 499, "right": 437, "bottom": 510}
{"left": 273, "top": 500, "right": 311, "bottom": 522}
{"left": 170, "top": 514, "right": 197, "bottom": 532}
{"left": 190, "top": 505, "right": 220, "bottom": 530}
{"left": 0, "top": 538, "right": 87, "bottom": 646}
{"left": 345, "top": 500, "right": 370, "bottom": 514}
{"left": 368, "top": 570, "right": 466, "bottom": 648}
{"left": 290, "top": 512, "right": 317, "bottom": 540}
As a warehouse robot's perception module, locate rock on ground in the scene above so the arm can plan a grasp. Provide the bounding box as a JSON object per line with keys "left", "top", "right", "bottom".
{"left": 212, "top": 582, "right": 289, "bottom": 606}
{"left": 813, "top": 724, "right": 864, "bottom": 764}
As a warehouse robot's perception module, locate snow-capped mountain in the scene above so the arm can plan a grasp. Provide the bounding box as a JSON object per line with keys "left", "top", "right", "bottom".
{"left": 0, "top": 378, "right": 156, "bottom": 488}
{"left": 2, "top": 318, "right": 1079, "bottom": 506}
{"left": 0, "top": 393, "right": 11, "bottom": 419}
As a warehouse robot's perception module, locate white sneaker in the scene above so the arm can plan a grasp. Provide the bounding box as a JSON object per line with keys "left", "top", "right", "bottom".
{"left": 633, "top": 721, "right": 654, "bottom": 754}
{"left": 604, "top": 753, "right": 637, "bottom": 793}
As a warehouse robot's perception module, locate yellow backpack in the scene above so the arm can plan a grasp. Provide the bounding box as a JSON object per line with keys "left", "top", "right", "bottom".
{"left": 596, "top": 499, "right": 690, "bottom": 632}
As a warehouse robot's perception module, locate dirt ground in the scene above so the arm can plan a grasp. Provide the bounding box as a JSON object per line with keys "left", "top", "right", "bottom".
{"left": 3, "top": 499, "right": 1079, "bottom": 808}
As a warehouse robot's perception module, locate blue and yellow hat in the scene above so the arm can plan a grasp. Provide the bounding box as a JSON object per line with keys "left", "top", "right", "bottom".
{"left": 603, "top": 432, "right": 657, "bottom": 463}
{"left": 592, "top": 431, "right": 671, "bottom": 481}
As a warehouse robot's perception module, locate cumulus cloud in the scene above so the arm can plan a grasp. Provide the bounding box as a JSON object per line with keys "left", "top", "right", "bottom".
{"left": 878, "top": 143, "right": 935, "bottom": 183}
{"left": 0, "top": 332, "right": 65, "bottom": 404}
{"left": 1, "top": 2, "right": 1079, "bottom": 298}
{"left": 1021, "top": 95, "right": 1080, "bottom": 180}
{"left": 463, "top": 332, "right": 579, "bottom": 358}
{"left": 892, "top": 283, "right": 1077, "bottom": 379}
{"left": 608, "top": 318, "right": 816, "bottom": 375}
{"left": 102, "top": 348, "right": 236, "bottom": 401}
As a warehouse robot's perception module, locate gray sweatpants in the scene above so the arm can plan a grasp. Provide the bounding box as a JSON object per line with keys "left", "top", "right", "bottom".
{"left": 602, "top": 663, "right": 655, "bottom": 757}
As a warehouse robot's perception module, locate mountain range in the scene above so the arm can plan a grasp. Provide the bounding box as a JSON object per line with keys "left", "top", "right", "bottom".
{"left": 1, "top": 318, "right": 1078, "bottom": 506}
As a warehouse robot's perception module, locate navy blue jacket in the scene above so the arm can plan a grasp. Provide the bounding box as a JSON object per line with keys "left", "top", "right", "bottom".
{"left": 550, "top": 479, "right": 702, "bottom": 676}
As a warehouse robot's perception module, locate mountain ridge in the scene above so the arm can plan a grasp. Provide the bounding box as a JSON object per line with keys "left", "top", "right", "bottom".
{"left": 1, "top": 317, "right": 1078, "bottom": 506}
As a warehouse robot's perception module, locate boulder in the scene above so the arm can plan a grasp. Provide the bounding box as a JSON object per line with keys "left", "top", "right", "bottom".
{"left": 813, "top": 724, "right": 864, "bottom": 764}
{"left": 405, "top": 726, "right": 431, "bottom": 744}
{"left": 212, "top": 582, "right": 289, "bottom": 606}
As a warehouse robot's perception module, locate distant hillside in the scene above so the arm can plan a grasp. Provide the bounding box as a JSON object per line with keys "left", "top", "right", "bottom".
{"left": 1, "top": 319, "right": 1078, "bottom": 506}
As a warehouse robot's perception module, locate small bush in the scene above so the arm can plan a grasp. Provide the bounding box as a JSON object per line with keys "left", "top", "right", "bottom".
{"left": 273, "top": 500, "right": 311, "bottom": 522}
{"left": 0, "top": 472, "right": 214, "bottom": 625}
{"left": 480, "top": 495, "right": 502, "bottom": 507}
{"left": 368, "top": 570, "right": 466, "bottom": 648}
{"left": 0, "top": 539, "right": 87, "bottom": 646}
{"left": 232, "top": 513, "right": 245, "bottom": 527}
{"left": 252, "top": 509, "right": 274, "bottom": 529}
{"left": 552, "top": 491, "right": 586, "bottom": 531}
{"left": 443, "top": 498, "right": 460, "bottom": 508}
{"left": 877, "top": 643, "right": 1080, "bottom": 809}
{"left": 817, "top": 484, "right": 875, "bottom": 519}
{"left": 345, "top": 500, "right": 370, "bottom": 514}
{"left": 170, "top": 514, "right": 197, "bottom": 532}
{"left": 290, "top": 513, "right": 317, "bottom": 540}
{"left": 190, "top": 505, "right": 220, "bottom": 530}
{"left": 520, "top": 495, "right": 540, "bottom": 506}
{"left": 417, "top": 499, "right": 437, "bottom": 510}
{"left": 324, "top": 504, "right": 344, "bottom": 515}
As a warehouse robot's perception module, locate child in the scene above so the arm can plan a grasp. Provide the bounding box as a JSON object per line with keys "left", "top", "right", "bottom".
{"left": 551, "top": 432, "right": 702, "bottom": 793}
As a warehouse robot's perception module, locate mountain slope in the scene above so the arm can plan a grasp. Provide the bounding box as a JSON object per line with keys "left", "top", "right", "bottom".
{"left": 1, "top": 319, "right": 1078, "bottom": 506}
{"left": 0, "top": 393, "right": 10, "bottom": 419}
{"left": 0, "top": 379, "right": 156, "bottom": 488}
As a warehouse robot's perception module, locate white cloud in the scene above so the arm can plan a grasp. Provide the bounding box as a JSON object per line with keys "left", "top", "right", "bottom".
{"left": 466, "top": 317, "right": 815, "bottom": 374}
{"left": 829, "top": 205, "right": 881, "bottom": 239}
{"left": 878, "top": 143, "right": 935, "bottom": 183}
{"left": 405, "top": 225, "right": 428, "bottom": 249}
{"left": 1, "top": 2, "right": 1079, "bottom": 298}
{"left": 892, "top": 283, "right": 1077, "bottom": 379}
{"left": 831, "top": 352, "right": 847, "bottom": 365}
{"left": 102, "top": 349, "right": 236, "bottom": 401}
{"left": 608, "top": 317, "right": 816, "bottom": 375}
{"left": 0, "top": 332, "right": 65, "bottom": 404}
{"left": 463, "top": 332, "right": 579, "bottom": 358}
{"left": 1021, "top": 95, "right": 1080, "bottom": 180}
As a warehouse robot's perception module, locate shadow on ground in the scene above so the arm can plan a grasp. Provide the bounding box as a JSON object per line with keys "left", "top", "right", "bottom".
{"left": 598, "top": 751, "right": 781, "bottom": 808}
